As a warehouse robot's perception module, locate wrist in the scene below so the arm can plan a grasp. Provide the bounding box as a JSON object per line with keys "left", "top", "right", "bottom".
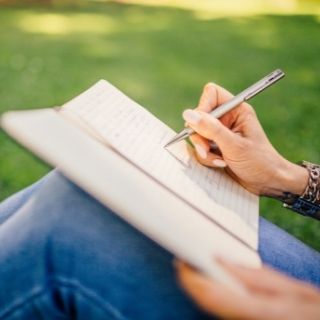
{"left": 264, "top": 159, "right": 309, "bottom": 198}
{"left": 279, "top": 161, "right": 309, "bottom": 196}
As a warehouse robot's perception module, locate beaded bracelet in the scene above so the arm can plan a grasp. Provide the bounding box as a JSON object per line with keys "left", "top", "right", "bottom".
{"left": 301, "top": 161, "right": 320, "bottom": 204}
{"left": 282, "top": 161, "right": 320, "bottom": 220}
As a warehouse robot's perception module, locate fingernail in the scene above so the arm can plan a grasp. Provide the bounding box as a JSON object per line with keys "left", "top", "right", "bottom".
{"left": 182, "top": 109, "right": 201, "bottom": 125}
{"left": 195, "top": 144, "right": 207, "bottom": 159}
{"left": 212, "top": 159, "right": 227, "bottom": 168}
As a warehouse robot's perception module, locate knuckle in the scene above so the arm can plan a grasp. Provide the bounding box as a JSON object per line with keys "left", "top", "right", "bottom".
{"left": 243, "top": 103, "right": 257, "bottom": 117}
{"left": 203, "top": 82, "right": 215, "bottom": 94}
{"left": 194, "top": 117, "right": 219, "bottom": 141}
{"left": 208, "top": 120, "right": 222, "bottom": 137}
{"left": 192, "top": 117, "right": 204, "bottom": 132}
{"left": 236, "top": 139, "right": 251, "bottom": 153}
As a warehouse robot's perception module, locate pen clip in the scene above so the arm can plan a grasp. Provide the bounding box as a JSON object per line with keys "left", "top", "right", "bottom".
{"left": 244, "top": 69, "right": 285, "bottom": 101}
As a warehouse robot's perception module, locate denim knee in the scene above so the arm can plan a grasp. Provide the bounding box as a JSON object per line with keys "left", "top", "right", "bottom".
{"left": 0, "top": 171, "right": 214, "bottom": 319}
{"left": 0, "top": 171, "right": 137, "bottom": 319}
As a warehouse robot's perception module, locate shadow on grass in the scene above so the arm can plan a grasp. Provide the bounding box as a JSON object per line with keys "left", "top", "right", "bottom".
{"left": 0, "top": 2, "right": 319, "bottom": 249}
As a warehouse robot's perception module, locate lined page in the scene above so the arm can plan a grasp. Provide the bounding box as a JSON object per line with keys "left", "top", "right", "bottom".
{"left": 60, "top": 80, "right": 259, "bottom": 248}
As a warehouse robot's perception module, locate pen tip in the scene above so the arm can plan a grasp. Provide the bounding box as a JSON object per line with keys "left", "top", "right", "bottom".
{"left": 164, "top": 139, "right": 177, "bottom": 149}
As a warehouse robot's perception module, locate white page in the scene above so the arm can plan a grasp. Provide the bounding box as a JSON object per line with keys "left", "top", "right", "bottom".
{"left": 60, "top": 80, "right": 259, "bottom": 248}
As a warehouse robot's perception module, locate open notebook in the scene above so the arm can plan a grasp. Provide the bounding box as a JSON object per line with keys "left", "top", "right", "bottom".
{"left": 1, "top": 80, "right": 260, "bottom": 291}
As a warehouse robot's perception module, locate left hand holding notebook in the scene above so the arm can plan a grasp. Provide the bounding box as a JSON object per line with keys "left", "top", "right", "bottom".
{"left": 176, "top": 258, "right": 320, "bottom": 320}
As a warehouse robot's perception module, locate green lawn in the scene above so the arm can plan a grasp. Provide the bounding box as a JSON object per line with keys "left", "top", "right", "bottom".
{"left": 0, "top": 1, "right": 319, "bottom": 250}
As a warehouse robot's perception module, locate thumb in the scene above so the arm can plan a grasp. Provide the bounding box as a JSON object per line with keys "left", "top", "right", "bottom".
{"left": 182, "top": 109, "right": 240, "bottom": 148}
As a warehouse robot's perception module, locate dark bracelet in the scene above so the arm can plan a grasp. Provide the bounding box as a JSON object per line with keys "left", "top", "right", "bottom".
{"left": 280, "top": 161, "right": 320, "bottom": 220}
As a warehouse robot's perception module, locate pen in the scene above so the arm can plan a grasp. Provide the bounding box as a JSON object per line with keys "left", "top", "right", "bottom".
{"left": 164, "top": 69, "right": 285, "bottom": 148}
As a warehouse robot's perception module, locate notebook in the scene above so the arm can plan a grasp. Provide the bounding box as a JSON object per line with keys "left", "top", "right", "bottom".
{"left": 1, "top": 80, "right": 261, "bottom": 292}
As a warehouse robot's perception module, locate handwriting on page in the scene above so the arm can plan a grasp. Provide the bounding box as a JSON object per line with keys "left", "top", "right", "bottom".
{"left": 61, "top": 80, "right": 258, "bottom": 245}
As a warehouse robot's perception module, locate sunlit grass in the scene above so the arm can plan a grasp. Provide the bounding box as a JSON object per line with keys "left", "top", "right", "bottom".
{"left": 18, "top": 12, "right": 117, "bottom": 35}
{"left": 107, "top": 0, "right": 320, "bottom": 18}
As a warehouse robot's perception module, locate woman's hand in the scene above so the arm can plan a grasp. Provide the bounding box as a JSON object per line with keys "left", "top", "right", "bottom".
{"left": 176, "top": 259, "right": 320, "bottom": 320}
{"left": 182, "top": 83, "right": 308, "bottom": 197}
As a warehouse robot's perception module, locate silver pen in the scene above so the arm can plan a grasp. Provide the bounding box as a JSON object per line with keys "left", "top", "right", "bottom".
{"left": 164, "top": 69, "right": 285, "bottom": 148}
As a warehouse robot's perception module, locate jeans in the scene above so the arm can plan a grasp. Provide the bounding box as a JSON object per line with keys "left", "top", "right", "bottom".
{"left": 0, "top": 171, "right": 319, "bottom": 319}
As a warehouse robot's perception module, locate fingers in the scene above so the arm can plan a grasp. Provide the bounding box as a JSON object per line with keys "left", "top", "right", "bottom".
{"left": 176, "top": 260, "right": 320, "bottom": 320}
{"left": 176, "top": 261, "right": 269, "bottom": 320}
{"left": 196, "top": 82, "right": 260, "bottom": 134}
{"left": 190, "top": 134, "right": 210, "bottom": 159}
{"left": 197, "top": 83, "right": 234, "bottom": 113}
{"left": 216, "top": 258, "right": 319, "bottom": 297}
{"left": 183, "top": 109, "right": 242, "bottom": 151}
{"left": 198, "top": 153, "right": 227, "bottom": 168}
{"left": 190, "top": 134, "right": 227, "bottom": 168}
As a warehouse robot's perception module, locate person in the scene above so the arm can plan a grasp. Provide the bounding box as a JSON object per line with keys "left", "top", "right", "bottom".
{"left": 0, "top": 83, "right": 319, "bottom": 320}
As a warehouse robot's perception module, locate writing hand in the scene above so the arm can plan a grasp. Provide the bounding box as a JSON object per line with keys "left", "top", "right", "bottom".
{"left": 183, "top": 83, "right": 308, "bottom": 197}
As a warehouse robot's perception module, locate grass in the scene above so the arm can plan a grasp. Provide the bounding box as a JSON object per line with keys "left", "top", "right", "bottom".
{"left": 0, "top": 1, "right": 319, "bottom": 250}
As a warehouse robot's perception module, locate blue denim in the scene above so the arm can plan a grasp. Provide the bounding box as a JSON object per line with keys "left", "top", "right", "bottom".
{"left": 0, "top": 171, "right": 319, "bottom": 319}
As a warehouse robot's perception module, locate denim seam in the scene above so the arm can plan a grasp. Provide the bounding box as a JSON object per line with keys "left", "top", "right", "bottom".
{"left": 1, "top": 277, "right": 129, "bottom": 320}
{"left": 51, "top": 276, "right": 129, "bottom": 320}
{"left": 0, "top": 287, "right": 58, "bottom": 320}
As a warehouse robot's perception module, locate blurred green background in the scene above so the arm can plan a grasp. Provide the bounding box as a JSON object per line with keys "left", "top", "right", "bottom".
{"left": 0, "top": 0, "right": 319, "bottom": 250}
